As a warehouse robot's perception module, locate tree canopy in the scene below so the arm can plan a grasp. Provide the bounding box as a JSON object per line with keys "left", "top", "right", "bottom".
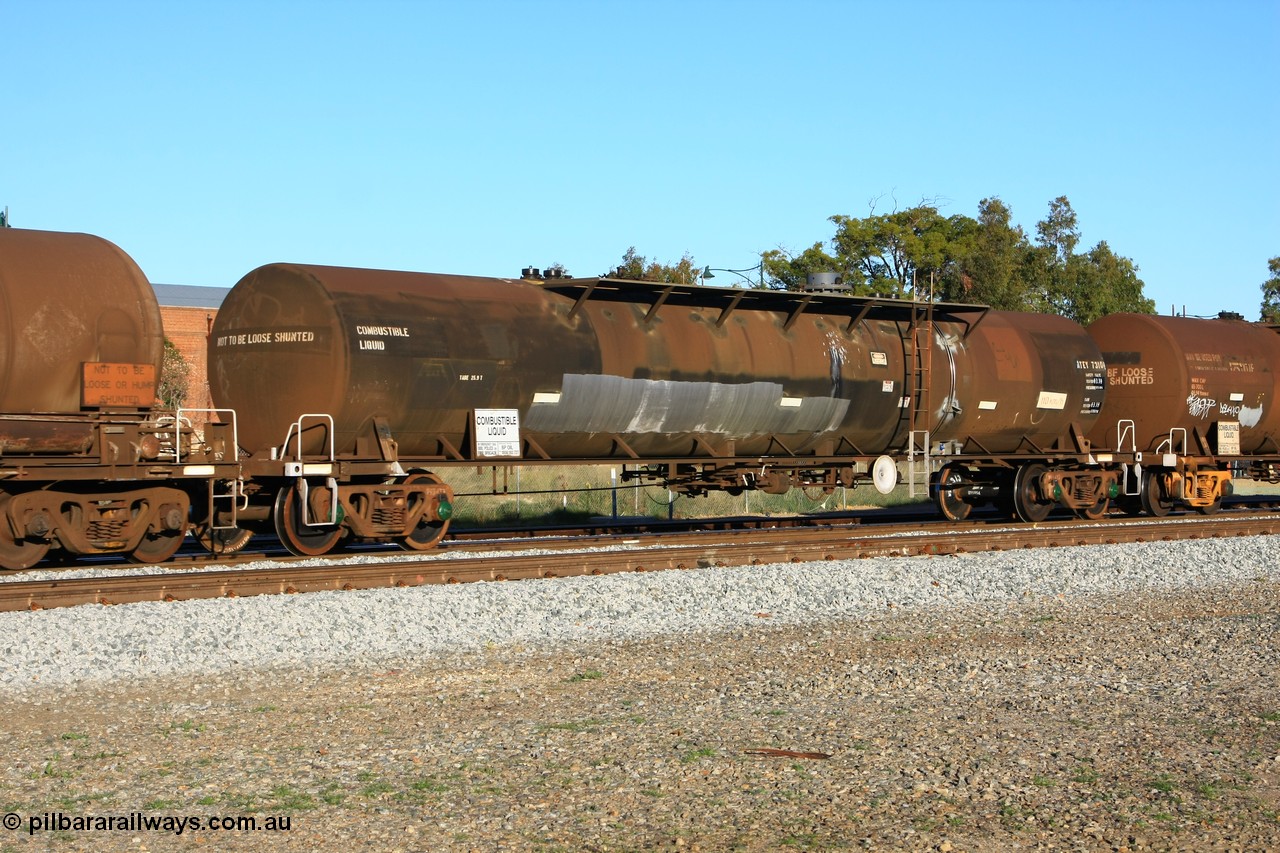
{"left": 158, "top": 338, "right": 190, "bottom": 409}
{"left": 760, "top": 196, "right": 1156, "bottom": 324}
{"left": 1259, "top": 256, "right": 1280, "bottom": 323}
{"left": 608, "top": 247, "right": 700, "bottom": 284}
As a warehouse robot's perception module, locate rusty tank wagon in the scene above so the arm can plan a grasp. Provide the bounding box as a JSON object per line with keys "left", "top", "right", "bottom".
{"left": 1086, "top": 312, "right": 1280, "bottom": 515}
{"left": 0, "top": 228, "right": 238, "bottom": 569}
{"left": 208, "top": 263, "right": 1115, "bottom": 545}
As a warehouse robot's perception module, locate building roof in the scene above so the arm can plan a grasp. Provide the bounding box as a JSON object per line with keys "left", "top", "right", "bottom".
{"left": 152, "top": 283, "right": 231, "bottom": 309}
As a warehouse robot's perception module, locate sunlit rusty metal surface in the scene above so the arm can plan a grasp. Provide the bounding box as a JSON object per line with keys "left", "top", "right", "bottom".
{"left": 209, "top": 263, "right": 599, "bottom": 456}
{"left": 0, "top": 229, "right": 162, "bottom": 450}
{"left": 936, "top": 311, "right": 1106, "bottom": 453}
{"left": 210, "top": 266, "right": 1107, "bottom": 463}
{"left": 1089, "top": 313, "right": 1280, "bottom": 453}
{"left": 0, "top": 415, "right": 95, "bottom": 454}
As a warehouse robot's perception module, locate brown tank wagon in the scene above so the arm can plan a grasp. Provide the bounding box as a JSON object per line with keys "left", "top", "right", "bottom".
{"left": 208, "top": 264, "right": 1114, "bottom": 541}
{"left": 0, "top": 229, "right": 240, "bottom": 570}
{"left": 0, "top": 228, "right": 163, "bottom": 450}
{"left": 923, "top": 310, "right": 1105, "bottom": 451}
{"left": 209, "top": 266, "right": 1106, "bottom": 460}
{"left": 1087, "top": 312, "right": 1280, "bottom": 515}
{"left": 920, "top": 309, "right": 1113, "bottom": 523}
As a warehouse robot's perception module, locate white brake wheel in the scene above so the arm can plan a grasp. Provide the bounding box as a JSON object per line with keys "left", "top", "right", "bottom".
{"left": 872, "top": 455, "right": 898, "bottom": 495}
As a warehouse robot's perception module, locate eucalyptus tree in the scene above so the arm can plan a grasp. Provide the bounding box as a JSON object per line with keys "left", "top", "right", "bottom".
{"left": 609, "top": 247, "right": 700, "bottom": 285}
{"left": 1259, "top": 256, "right": 1280, "bottom": 322}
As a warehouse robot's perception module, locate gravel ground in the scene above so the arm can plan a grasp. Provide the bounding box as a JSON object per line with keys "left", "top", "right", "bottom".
{"left": 0, "top": 538, "right": 1278, "bottom": 851}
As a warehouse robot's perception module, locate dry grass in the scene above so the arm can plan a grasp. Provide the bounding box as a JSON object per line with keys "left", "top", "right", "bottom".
{"left": 435, "top": 465, "right": 1280, "bottom": 527}
{"left": 433, "top": 464, "right": 927, "bottom": 526}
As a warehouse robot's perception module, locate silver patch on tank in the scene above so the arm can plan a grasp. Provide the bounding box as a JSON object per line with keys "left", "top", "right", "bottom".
{"left": 825, "top": 331, "right": 848, "bottom": 397}
{"left": 525, "top": 374, "right": 849, "bottom": 436}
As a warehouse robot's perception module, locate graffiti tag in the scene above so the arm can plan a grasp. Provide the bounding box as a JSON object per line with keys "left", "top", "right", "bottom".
{"left": 1186, "top": 394, "right": 1265, "bottom": 427}
{"left": 1186, "top": 394, "right": 1216, "bottom": 419}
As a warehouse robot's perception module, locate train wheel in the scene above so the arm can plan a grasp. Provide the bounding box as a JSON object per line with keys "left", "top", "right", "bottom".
{"left": 129, "top": 528, "right": 186, "bottom": 564}
{"left": 1012, "top": 464, "right": 1053, "bottom": 523}
{"left": 0, "top": 497, "right": 50, "bottom": 570}
{"left": 933, "top": 465, "right": 972, "bottom": 522}
{"left": 273, "top": 484, "right": 342, "bottom": 557}
{"left": 1195, "top": 499, "right": 1222, "bottom": 516}
{"left": 196, "top": 524, "right": 254, "bottom": 556}
{"left": 1078, "top": 493, "right": 1110, "bottom": 520}
{"left": 1139, "top": 472, "right": 1173, "bottom": 517}
{"left": 128, "top": 500, "right": 189, "bottom": 564}
{"left": 0, "top": 535, "right": 49, "bottom": 571}
{"left": 398, "top": 473, "right": 452, "bottom": 552}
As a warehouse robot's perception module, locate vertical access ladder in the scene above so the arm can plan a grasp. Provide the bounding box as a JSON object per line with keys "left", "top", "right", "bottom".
{"left": 906, "top": 298, "right": 934, "bottom": 497}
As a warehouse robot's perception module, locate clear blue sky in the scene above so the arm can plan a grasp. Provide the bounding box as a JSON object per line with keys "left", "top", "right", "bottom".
{"left": 3, "top": 0, "right": 1277, "bottom": 319}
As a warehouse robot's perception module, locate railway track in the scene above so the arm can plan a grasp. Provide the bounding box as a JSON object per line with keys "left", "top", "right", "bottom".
{"left": 71, "top": 491, "right": 1280, "bottom": 566}
{"left": 3, "top": 511, "right": 1276, "bottom": 613}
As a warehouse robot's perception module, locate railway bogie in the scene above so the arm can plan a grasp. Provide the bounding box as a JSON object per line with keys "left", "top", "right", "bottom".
{"left": 195, "top": 464, "right": 456, "bottom": 558}
{"left": 0, "top": 409, "right": 241, "bottom": 568}
{"left": 258, "top": 474, "right": 455, "bottom": 557}
{"left": 927, "top": 460, "right": 1123, "bottom": 523}
{"left": 1138, "top": 464, "right": 1231, "bottom": 515}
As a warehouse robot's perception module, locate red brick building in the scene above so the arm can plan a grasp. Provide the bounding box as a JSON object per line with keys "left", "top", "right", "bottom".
{"left": 153, "top": 284, "right": 230, "bottom": 415}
